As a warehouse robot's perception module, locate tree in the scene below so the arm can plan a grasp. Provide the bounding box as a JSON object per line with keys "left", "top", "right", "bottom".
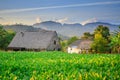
{"left": 91, "top": 25, "right": 110, "bottom": 53}
{"left": 60, "top": 36, "right": 79, "bottom": 52}
{"left": 91, "top": 33, "right": 109, "bottom": 53}
{"left": 0, "top": 25, "right": 15, "bottom": 50}
{"left": 110, "top": 26, "right": 120, "bottom": 53}
{"left": 81, "top": 32, "right": 93, "bottom": 39}
{"left": 94, "top": 25, "right": 110, "bottom": 40}
{"left": 60, "top": 40, "right": 68, "bottom": 52}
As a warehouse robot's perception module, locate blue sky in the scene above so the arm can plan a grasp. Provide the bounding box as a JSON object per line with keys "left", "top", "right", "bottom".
{"left": 0, "top": 0, "right": 120, "bottom": 25}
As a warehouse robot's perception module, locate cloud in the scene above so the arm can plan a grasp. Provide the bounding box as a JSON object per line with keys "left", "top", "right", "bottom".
{"left": 0, "top": 1, "right": 120, "bottom": 14}
{"left": 36, "top": 17, "right": 42, "bottom": 23}
{"left": 56, "top": 17, "right": 68, "bottom": 23}
{"left": 81, "top": 18, "right": 97, "bottom": 25}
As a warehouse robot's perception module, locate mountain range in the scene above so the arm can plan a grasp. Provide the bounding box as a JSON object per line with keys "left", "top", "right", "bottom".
{"left": 33, "top": 21, "right": 119, "bottom": 37}
{"left": 3, "top": 21, "right": 120, "bottom": 39}
{"left": 4, "top": 24, "right": 34, "bottom": 32}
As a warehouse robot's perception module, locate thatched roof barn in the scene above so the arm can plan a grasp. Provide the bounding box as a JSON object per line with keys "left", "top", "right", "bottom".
{"left": 68, "top": 39, "right": 93, "bottom": 53}
{"left": 8, "top": 29, "right": 61, "bottom": 51}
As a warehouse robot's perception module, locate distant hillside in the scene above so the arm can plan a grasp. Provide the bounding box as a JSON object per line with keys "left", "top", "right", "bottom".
{"left": 3, "top": 24, "right": 68, "bottom": 40}
{"left": 58, "top": 34, "right": 69, "bottom": 40}
{"left": 2, "top": 21, "right": 119, "bottom": 38}
{"left": 84, "top": 22, "right": 118, "bottom": 32}
{"left": 33, "top": 21, "right": 120, "bottom": 37}
{"left": 3, "top": 24, "right": 34, "bottom": 32}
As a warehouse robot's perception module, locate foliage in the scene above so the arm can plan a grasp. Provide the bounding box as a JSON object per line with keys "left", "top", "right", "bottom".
{"left": 94, "top": 25, "right": 110, "bottom": 40}
{"left": 91, "top": 33, "right": 109, "bottom": 53}
{"left": 81, "top": 32, "right": 93, "bottom": 39}
{"left": 0, "top": 25, "right": 15, "bottom": 50}
{"left": 61, "top": 36, "right": 79, "bottom": 52}
{"left": 91, "top": 25, "right": 110, "bottom": 53}
{"left": 110, "top": 26, "right": 120, "bottom": 53}
{"left": 60, "top": 40, "right": 68, "bottom": 52}
{"left": 0, "top": 51, "right": 120, "bottom": 80}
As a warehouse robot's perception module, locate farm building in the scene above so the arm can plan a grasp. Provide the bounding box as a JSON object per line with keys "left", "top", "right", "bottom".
{"left": 8, "top": 29, "right": 61, "bottom": 51}
{"left": 67, "top": 39, "right": 93, "bottom": 54}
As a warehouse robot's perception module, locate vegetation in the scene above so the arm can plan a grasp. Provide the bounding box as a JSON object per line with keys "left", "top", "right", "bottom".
{"left": 0, "top": 25, "right": 15, "bottom": 50}
{"left": 81, "top": 32, "right": 93, "bottom": 40}
{"left": 67, "top": 36, "right": 79, "bottom": 45}
{"left": 0, "top": 51, "right": 120, "bottom": 80}
{"left": 91, "top": 25, "right": 110, "bottom": 53}
{"left": 94, "top": 25, "right": 110, "bottom": 40}
{"left": 110, "top": 26, "right": 120, "bottom": 53}
{"left": 0, "top": 24, "right": 119, "bottom": 53}
{"left": 61, "top": 36, "right": 79, "bottom": 52}
{"left": 60, "top": 25, "right": 120, "bottom": 53}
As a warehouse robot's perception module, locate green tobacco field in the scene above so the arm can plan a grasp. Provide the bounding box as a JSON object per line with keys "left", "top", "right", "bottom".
{"left": 0, "top": 51, "right": 120, "bottom": 80}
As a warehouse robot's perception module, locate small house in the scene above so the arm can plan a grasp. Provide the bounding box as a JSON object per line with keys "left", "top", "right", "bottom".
{"left": 8, "top": 29, "right": 61, "bottom": 51}
{"left": 68, "top": 39, "right": 93, "bottom": 54}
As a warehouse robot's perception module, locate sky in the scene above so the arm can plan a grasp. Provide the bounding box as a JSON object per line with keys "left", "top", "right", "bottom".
{"left": 0, "top": 0, "right": 120, "bottom": 25}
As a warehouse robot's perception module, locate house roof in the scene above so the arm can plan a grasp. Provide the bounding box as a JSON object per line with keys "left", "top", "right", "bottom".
{"left": 8, "top": 29, "right": 57, "bottom": 49}
{"left": 69, "top": 39, "right": 93, "bottom": 49}
{"left": 69, "top": 40, "right": 81, "bottom": 47}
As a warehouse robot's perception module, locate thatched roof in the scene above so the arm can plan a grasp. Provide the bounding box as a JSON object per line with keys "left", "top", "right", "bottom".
{"left": 8, "top": 29, "right": 57, "bottom": 50}
{"left": 69, "top": 39, "right": 93, "bottom": 49}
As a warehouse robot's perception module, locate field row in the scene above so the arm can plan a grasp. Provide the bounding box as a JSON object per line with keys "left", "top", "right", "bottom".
{"left": 0, "top": 51, "right": 120, "bottom": 80}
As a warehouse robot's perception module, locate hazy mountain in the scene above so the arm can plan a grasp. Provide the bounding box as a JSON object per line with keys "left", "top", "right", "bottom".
{"left": 34, "top": 21, "right": 62, "bottom": 30}
{"left": 84, "top": 22, "right": 118, "bottom": 32}
{"left": 3, "top": 24, "right": 68, "bottom": 40}
{"left": 3, "top": 21, "right": 119, "bottom": 38}
{"left": 4, "top": 24, "right": 34, "bottom": 32}
{"left": 58, "top": 34, "right": 69, "bottom": 40}
{"left": 63, "top": 23, "right": 82, "bottom": 27}
{"left": 33, "top": 21, "right": 119, "bottom": 37}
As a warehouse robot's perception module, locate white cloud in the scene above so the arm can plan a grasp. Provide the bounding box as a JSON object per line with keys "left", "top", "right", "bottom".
{"left": 0, "top": 1, "right": 120, "bottom": 14}
{"left": 56, "top": 17, "right": 68, "bottom": 23}
{"left": 81, "top": 18, "right": 97, "bottom": 25}
{"left": 36, "top": 17, "right": 42, "bottom": 23}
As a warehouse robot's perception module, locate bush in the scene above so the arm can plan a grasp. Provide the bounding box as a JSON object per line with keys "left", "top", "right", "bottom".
{"left": 0, "top": 25, "right": 15, "bottom": 50}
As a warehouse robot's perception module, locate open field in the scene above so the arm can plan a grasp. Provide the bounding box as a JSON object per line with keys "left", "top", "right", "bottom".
{"left": 0, "top": 51, "right": 120, "bottom": 80}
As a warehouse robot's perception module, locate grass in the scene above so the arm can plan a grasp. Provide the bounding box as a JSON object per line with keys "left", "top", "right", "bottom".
{"left": 0, "top": 51, "right": 120, "bottom": 80}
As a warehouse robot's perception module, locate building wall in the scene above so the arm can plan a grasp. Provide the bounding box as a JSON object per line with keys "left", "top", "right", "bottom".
{"left": 67, "top": 47, "right": 81, "bottom": 54}
{"left": 67, "top": 47, "right": 91, "bottom": 54}
{"left": 47, "top": 33, "right": 61, "bottom": 51}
